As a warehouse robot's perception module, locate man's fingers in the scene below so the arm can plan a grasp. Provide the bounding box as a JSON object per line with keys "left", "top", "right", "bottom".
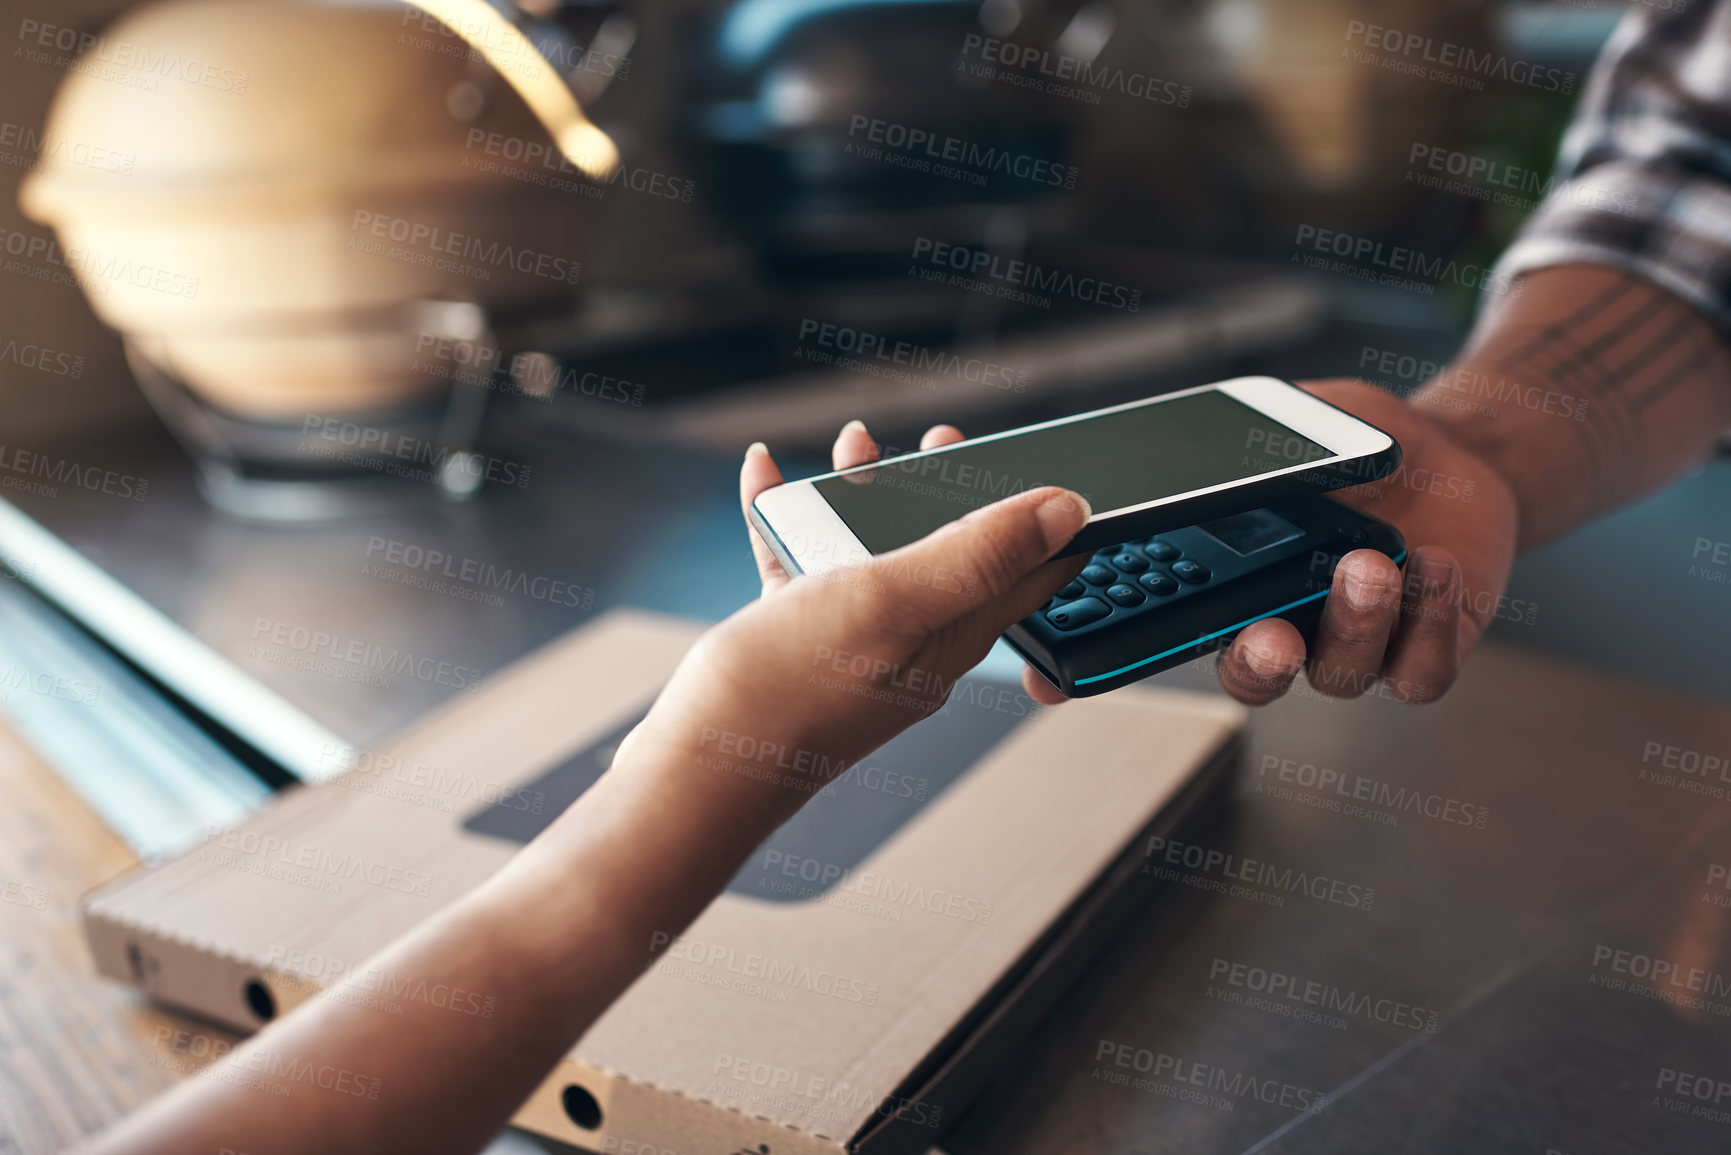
{"left": 833, "top": 419, "right": 880, "bottom": 471}
{"left": 741, "top": 442, "right": 789, "bottom": 593}
{"left": 869, "top": 486, "right": 1090, "bottom": 635}
{"left": 1304, "top": 550, "right": 1401, "bottom": 699}
{"left": 921, "top": 424, "right": 965, "bottom": 450}
{"left": 1382, "top": 547, "right": 1463, "bottom": 704}
{"left": 1218, "top": 618, "right": 1307, "bottom": 705}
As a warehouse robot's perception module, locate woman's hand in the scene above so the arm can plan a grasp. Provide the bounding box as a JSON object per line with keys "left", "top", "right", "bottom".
{"left": 85, "top": 419, "right": 1089, "bottom": 1155}
{"left": 618, "top": 419, "right": 1089, "bottom": 823}
{"left": 1215, "top": 380, "right": 1520, "bottom": 706}
{"left": 738, "top": 418, "right": 969, "bottom": 598}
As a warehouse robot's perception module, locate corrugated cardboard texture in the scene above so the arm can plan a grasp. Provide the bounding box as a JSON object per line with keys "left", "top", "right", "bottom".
{"left": 84, "top": 609, "right": 1245, "bottom": 1153}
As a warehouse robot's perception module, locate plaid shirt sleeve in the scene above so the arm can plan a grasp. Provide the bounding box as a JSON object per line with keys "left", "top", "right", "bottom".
{"left": 1495, "top": 1, "right": 1731, "bottom": 333}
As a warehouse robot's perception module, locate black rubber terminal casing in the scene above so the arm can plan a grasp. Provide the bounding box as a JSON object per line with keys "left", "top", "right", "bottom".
{"left": 1005, "top": 495, "right": 1407, "bottom": 697}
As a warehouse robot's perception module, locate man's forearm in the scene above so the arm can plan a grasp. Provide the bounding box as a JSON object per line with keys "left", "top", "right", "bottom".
{"left": 1415, "top": 264, "right": 1731, "bottom": 548}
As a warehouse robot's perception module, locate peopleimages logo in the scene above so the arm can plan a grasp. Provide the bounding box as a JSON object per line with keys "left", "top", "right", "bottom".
{"left": 0, "top": 120, "right": 135, "bottom": 175}
{"left": 851, "top": 438, "right": 1072, "bottom": 511}
{"left": 1343, "top": 20, "right": 1574, "bottom": 94}
{"left": 709, "top": 1053, "right": 944, "bottom": 1130}
{"left": 0, "top": 338, "right": 85, "bottom": 380}
{"left": 1293, "top": 224, "right": 1521, "bottom": 298}
{"left": 298, "top": 416, "right": 531, "bottom": 489}
{"left": 1093, "top": 1039, "right": 1328, "bottom": 1113}
{"left": 249, "top": 616, "right": 486, "bottom": 693}
{"left": 1358, "top": 345, "right": 1591, "bottom": 423}
{"left": 1703, "top": 863, "right": 1731, "bottom": 910}
{"left": 200, "top": 826, "right": 434, "bottom": 898}
{"left": 909, "top": 237, "right": 1141, "bottom": 311}
{"left": 0, "top": 443, "right": 149, "bottom": 501}
{"left": 0, "top": 225, "right": 199, "bottom": 300}
{"left": 363, "top": 536, "right": 595, "bottom": 610}
{"left": 462, "top": 130, "right": 695, "bottom": 204}
{"left": 649, "top": 931, "right": 881, "bottom": 1005}
{"left": 154, "top": 1027, "right": 382, "bottom": 1102}
{"left": 755, "top": 849, "right": 994, "bottom": 924}
{"left": 1206, "top": 957, "right": 1440, "bottom": 1033}
{"left": 1143, "top": 835, "right": 1376, "bottom": 910}
{"left": 1654, "top": 1066, "right": 1731, "bottom": 1125}
{"left": 267, "top": 944, "right": 498, "bottom": 1019}
{"left": 0, "top": 662, "right": 101, "bottom": 707}
{"left": 16, "top": 18, "right": 250, "bottom": 93}
{"left": 1406, "top": 142, "right": 1636, "bottom": 218}
{"left": 397, "top": 7, "right": 629, "bottom": 83}
{"left": 0, "top": 876, "right": 49, "bottom": 911}
{"left": 348, "top": 210, "right": 582, "bottom": 286}
{"left": 1690, "top": 538, "right": 1731, "bottom": 591}
{"left": 1591, "top": 945, "right": 1731, "bottom": 998}
{"left": 845, "top": 115, "right": 1078, "bottom": 190}
{"left": 1254, "top": 754, "right": 1491, "bottom": 830}
{"left": 1640, "top": 739, "right": 1731, "bottom": 784}
{"left": 796, "top": 318, "right": 1026, "bottom": 393}
{"left": 958, "top": 34, "right": 1191, "bottom": 108}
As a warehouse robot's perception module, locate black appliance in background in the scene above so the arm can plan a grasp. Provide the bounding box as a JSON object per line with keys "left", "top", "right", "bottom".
{"left": 488, "top": 0, "right": 1334, "bottom": 453}
{"left": 683, "top": 0, "right": 1082, "bottom": 280}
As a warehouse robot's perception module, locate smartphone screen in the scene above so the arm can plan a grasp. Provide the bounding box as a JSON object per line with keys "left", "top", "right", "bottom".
{"left": 812, "top": 390, "right": 1330, "bottom": 553}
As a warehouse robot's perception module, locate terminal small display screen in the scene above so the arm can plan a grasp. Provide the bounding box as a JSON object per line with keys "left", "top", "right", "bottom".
{"left": 1196, "top": 509, "right": 1305, "bottom": 556}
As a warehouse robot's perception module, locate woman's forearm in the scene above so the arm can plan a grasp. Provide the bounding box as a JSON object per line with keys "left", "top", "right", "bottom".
{"left": 77, "top": 399, "right": 1084, "bottom": 1155}
{"left": 1415, "top": 264, "right": 1731, "bottom": 549}
{"left": 87, "top": 713, "right": 818, "bottom": 1155}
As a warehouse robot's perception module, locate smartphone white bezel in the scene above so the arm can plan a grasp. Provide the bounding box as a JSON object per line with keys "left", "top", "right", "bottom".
{"left": 750, "top": 376, "right": 1394, "bottom": 575}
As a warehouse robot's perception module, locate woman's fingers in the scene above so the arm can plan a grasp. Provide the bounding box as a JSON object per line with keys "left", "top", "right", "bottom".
{"left": 747, "top": 421, "right": 973, "bottom": 598}
{"left": 921, "top": 424, "right": 965, "bottom": 450}
{"left": 910, "top": 422, "right": 1081, "bottom": 707}
{"left": 921, "top": 420, "right": 1073, "bottom": 705}
{"left": 760, "top": 420, "right": 1088, "bottom": 700}
{"left": 746, "top": 420, "right": 970, "bottom": 597}
{"left": 868, "top": 486, "right": 1091, "bottom": 637}
{"left": 920, "top": 422, "right": 1076, "bottom": 706}
{"left": 833, "top": 419, "right": 880, "bottom": 471}
{"left": 740, "top": 442, "right": 789, "bottom": 594}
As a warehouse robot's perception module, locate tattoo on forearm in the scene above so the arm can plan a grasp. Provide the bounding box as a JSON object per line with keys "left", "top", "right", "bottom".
{"left": 1474, "top": 275, "right": 1729, "bottom": 503}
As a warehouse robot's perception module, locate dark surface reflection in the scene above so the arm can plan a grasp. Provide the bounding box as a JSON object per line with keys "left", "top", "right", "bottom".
{"left": 3, "top": 416, "right": 767, "bottom": 747}
{"left": 945, "top": 641, "right": 1731, "bottom": 1154}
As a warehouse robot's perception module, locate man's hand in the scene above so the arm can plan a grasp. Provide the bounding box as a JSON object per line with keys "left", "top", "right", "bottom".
{"left": 1214, "top": 266, "right": 1731, "bottom": 707}
{"left": 1215, "top": 380, "right": 1520, "bottom": 706}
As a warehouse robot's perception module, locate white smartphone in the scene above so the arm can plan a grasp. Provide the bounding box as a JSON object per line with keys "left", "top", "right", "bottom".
{"left": 749, "top": 376, "right": 1400, "bottom": 573}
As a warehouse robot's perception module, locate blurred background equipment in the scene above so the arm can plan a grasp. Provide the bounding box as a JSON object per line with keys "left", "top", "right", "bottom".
{"left": 7, "top": 0, "right": 1620, "bottom": 509}
{"left": 685, "top": 0, "right": 1078, "bottom": 276}
{"left": 19, "top": 0, "right": 623, "bottom": 517}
